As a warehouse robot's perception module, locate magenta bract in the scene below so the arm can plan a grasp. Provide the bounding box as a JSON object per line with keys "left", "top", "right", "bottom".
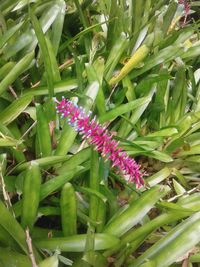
{"left": 55, "top": 97, "right": 144, "bottom": 187}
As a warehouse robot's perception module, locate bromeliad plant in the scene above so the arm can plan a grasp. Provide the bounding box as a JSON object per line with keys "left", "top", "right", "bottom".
{"left": 1, "top": 1, "right": 200, "bottom": 267}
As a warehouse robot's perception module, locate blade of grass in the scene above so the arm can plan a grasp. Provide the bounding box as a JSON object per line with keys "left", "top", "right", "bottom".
{"left": 103, "top": 185, "right": 170, "bottom": 237}
{"left": 0, "top": 51, "right": 34, "bottom": 96}
{"left": 131, "top": 212, "right": 200, "bottom": 267}
{"left": 29, "top": 9, "right": 54, "bottom": 97}
{"left": 0, "top": 95, "right": 33, "bottom": 125}
{"left": 35, "top": 234, "right": 120, "bottom": 252}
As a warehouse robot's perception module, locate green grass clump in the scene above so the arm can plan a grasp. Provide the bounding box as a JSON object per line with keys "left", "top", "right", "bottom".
{"left": 0, "top": 0, "right": 200, "bottom": 266}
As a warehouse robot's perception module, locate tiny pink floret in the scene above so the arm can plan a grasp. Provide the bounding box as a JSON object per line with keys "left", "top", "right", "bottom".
{"left": 55, "top": 97, "right": 144, "bottom": 187}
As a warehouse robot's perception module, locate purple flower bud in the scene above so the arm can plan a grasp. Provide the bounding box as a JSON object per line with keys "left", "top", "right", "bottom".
{"left": 55, "top": 98, "right": 144, "bottom": 187}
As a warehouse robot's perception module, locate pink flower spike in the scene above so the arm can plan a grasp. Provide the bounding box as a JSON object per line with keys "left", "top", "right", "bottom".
{"left": 55, "top": 97, "right": 144, "bottom": 187}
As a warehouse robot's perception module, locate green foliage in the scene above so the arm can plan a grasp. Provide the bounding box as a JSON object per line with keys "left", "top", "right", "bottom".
{"left": 0, "top": 0, "right": 200, "bottom": 266}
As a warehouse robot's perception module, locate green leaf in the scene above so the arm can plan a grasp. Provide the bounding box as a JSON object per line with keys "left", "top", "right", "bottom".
{"left": 36, "top": 104, "right": 52, "bottom": 157}
{"left": 14, "top": 155, "right": 70, "bottom": 173}
{"left": 190, "top": 253, "right": 200, "bottom": 263}
{"left": 56, "top": 148, "right": 90, "bottom": 174}
{"left": 104, "top": 33, "right": 128, "bottom": 81}
{"left": 13, "top": 165, "right": 88, "bottom": 217}
{"left": 99, "top": 95, "right": 152, "bottom": 123}
{"left": 0, "top": 137, "right": 19, "bottom": 147}
{"left": 162, "top": 1, "right": 178, "bottom": 35}
{"left": 24, "top": 79, "right": 78, "bottom": 96}
{"left": 60, "top": 183, "right": 77, "bottom": 236}
{"left": 132, "top": 212, "right": 200, "bottom": 267}
{"left": 51, "top": 0, "right": 66, "bottom": 55}
{"left": 103, "top": 185, "right": 170, "bottom": 237}
{"left": 0, "top": 201, "right": 29, "bottom": 256}
{"left": 0, "top": 52, "right": 34, "bottom": 96}
{"left": 146, "top": 167, "right": 171, "bottom": 187}
{"left": 0, "top": 95, "right": 32, "bottom": 125}
{"left": 35, "top": 234, "right": 120, "bottom": 252}
{"left": 130, "top": 45, "right": 182, "bottom": 79}
{"left": 172, "top": 179, "right": 186, "bottom": 195}
{"left": 0, "top": 21, "right": 24, "bottom": 49}
{"left": 39, "top": 254, "right": 59, "bottom": 267}
{"left": 21, "top": 161, "right": 41, "bottom": 231}
{"left": 0, "top": 248, "right": 32, "bottom": 267}
{"left": 178, "top": 144, "right": 200, "bottom": 156}
{"left": 147, "top": 127, "right": 178, "bottom": 137}
{"left": 30, "top": 9, "right": 54, "bottom": 97}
